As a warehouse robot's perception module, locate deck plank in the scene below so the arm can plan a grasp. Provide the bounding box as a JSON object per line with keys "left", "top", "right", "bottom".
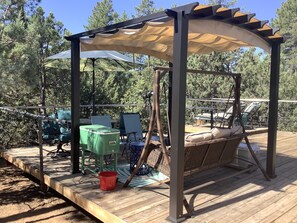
{"left": 273, "top": 203, "right": 297, "bottom": 223}
{"left": 1, "top": 131, "right": 297, "bottom": 222}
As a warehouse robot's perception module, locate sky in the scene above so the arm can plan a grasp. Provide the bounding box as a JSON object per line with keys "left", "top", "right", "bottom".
{"left": 39, "top": 0, "right": 286, "bottom": 34}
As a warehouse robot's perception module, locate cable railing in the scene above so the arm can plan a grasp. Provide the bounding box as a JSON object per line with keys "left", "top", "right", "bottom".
{"left": 0, "top": 98, "right": 296, "bottom": 150}
{"left": 186, "top": 98, "right": 297, "bottom": 132}
{"left": 0, "top": 99, "right": 296, "bottom": 189}
{"left": 0, "top": 103, "right": 148, "bottom": 149}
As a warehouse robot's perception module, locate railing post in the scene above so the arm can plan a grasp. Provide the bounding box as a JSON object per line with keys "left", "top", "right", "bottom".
{"left": 37, "top": 119, "right": 46, "bottom": 191}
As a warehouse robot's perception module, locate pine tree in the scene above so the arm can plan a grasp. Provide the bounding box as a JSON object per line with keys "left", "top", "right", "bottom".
{"left": 272, "top": 0, "right": 297, "bottom": 74}
{"left": 0, "top": 2, "right": 69, "bottom": 109}
{"left": 114, "top": 10, "right": 129, "bottom": 23}
{"left": 84, "top": 0, "right": 117, "bottom": 30}
{"left": 0, "top": 0, "right": 69, "bottom": 146}
{"left": 135, "top": 0, "right": 157, "bottom": 17}
{"left": 207, "top": 0, "right": 237, "bottom": 7}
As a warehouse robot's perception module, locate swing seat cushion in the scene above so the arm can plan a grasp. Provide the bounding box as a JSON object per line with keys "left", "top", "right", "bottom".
{"left": 211, "top": 128, "right": 232, "bottom": 139}
{"left": 185, "top": 131, "right": 213, "bottom": 143}
{"left": 185, "top": 126, "right": 243, "bottom": 143}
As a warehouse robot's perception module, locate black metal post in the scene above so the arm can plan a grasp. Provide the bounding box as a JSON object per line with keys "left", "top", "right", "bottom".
{"left": 167, "top": 7, "right": 192, "bottom": 222}
{"left": 37, "top": 119, "right": 46, "bottom": 191}
{"left": 267, "top": 43, "right": 281, "bottom": 178}
{"left": 92, "top": 58, "right": 96, "bottom": 115}
{"left": 70, "top": 39, "right": 81, "bottom": 174}
{"left": 210, "top": 110, "right": 214, "bottom": 129}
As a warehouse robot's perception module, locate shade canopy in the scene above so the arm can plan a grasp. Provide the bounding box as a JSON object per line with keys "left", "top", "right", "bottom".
{"left": 47, "top": 49, "right": 142, "bottom": 65}
{"left": 76, "top": 5, "right": 283, "bottom": 62}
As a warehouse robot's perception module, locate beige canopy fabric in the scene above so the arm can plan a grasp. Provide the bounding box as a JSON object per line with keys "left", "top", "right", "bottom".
{"left": 80, "top": 5, "right": 282, "bottom": 61}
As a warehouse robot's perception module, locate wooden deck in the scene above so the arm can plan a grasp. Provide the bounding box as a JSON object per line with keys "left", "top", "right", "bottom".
{"left": 1, "top": 130, "right": 297, "bottom": 223}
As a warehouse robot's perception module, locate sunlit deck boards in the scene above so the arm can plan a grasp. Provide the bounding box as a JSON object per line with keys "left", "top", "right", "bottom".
{"left": 1, "top": 131, "right": 297, "bottom": 223}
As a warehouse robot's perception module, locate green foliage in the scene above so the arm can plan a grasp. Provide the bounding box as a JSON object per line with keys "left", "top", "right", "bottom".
{"left": 187, "top": 50, "right": 241, "bottom": 99}
{"left": 0, "top": 112, "right": 36, "bottom": 149}
{"left": 114, "top": 10, "right": 129, "bottom": 23}
{"left": 0, "top": 0, "right": 41, "bottom": 24}
{"left": 135, "top": 0, "right": 157, "bottom": 17}
{"left": 206, "top": 0, "right": 237, "bottom": 7}
{"left": 0, "top": 0, "right": 70, "bottom": 147}
{"left": 234, "top": 48, "right": 270, "bottom": 98}
{"left": 272, "top": 0, "right": 297, "bottom": 74}
{"left": 269, "top": 0, "right": 297, "bottom": 132}
{"left": 271, "top": 0, "right": 297, "bottom": 130}
{"left": 84, "top": 0, "right": 118, "bottom": 30}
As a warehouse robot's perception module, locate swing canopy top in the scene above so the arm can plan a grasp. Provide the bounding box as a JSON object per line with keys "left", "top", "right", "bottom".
{"left": 66, "top": 3, "right": 283, "bottom": 61}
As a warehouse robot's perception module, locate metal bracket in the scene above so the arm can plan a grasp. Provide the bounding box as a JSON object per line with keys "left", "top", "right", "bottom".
{"left": 165, "top": 9, "right": 177, "bottom": 19}
{"left": 165, "top": 2, "right": 199, "bottom": 33}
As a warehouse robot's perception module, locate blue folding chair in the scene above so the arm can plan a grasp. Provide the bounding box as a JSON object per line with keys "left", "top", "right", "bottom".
{"left": 122, "top": 113, "right": 143, "bottom": 142}
{"left": 91, "top": 115, "right": 112, "bottom": 128}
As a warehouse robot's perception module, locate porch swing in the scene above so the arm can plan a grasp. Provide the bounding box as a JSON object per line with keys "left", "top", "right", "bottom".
{"left": 124, "top": 67, "right": 269, "bottom": 189}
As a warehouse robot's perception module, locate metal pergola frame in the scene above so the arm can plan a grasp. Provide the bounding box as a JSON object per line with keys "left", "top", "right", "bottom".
{"left": 66, "top": 2, "right": 283, "bottom": 222}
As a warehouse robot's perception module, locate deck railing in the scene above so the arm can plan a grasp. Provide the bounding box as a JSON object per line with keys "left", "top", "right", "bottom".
{"left": 187, "top": 98, "right": 297, "bottom": 131}
{"left": 0, "top": 103, "right": 147, "bottom": 150}
{"left": 0, "top": 98, "right": 296, "bottom": 150}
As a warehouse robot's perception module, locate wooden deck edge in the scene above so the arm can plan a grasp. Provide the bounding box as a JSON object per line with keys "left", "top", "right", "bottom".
{"left": 0, "top": 150, "right": 126, "bottom": 223}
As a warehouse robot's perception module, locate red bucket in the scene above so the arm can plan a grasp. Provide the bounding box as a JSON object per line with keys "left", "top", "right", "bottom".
{"left": 99, "top": 171, "right": 118, "bottom": 191}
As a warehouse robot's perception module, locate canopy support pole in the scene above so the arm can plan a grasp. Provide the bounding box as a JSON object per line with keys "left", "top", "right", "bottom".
{"left": 70, "top": 39, "right": 81, "bottom": 174}
{"left": 167, "top": 3, "right": 198, "bottom": 221}
{"left": 267, "top": 43, "right": 281, "bottom": 178}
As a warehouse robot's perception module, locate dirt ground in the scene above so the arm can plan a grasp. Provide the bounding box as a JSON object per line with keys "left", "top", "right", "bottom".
{"left": 0, "top": 158, "right": 100, "bottom": 223}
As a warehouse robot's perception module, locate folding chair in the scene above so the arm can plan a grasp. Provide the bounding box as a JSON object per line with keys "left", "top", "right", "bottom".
{"left": 195, "top": 106, "right": 233, "bottom": 127}
{"left": 119, "top": 113, "right": 143, "bottom": 157}
{"left": 91, "top": 115, "right": 112, "bottom": 128}
{"left": 42, "top": 109, "right": 71, "bottom": 158}
{"left": 122, "top": 113, "right": 144, "bottom": 142}
{"left": 242, "top": 102, "right": 261, "bottom": 128}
